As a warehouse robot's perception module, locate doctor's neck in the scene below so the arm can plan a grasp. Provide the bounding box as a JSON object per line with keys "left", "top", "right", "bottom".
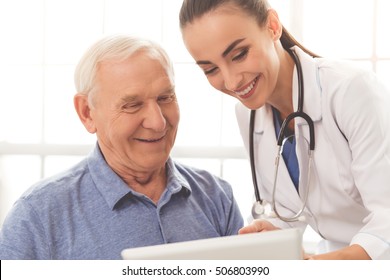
{"left": 268, "top": 48, "right": 296, "bottom": 121}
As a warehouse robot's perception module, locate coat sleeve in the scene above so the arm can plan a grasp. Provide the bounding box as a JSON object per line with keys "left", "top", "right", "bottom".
{"left": 336, "top": 71, "right": 390, "bottom": 259}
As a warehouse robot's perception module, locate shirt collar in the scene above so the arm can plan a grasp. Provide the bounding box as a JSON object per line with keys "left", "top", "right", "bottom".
{"left": 87, "top": 144, "right": 131, "bottom": 210}
{"left": 165, "top": 158, "right": 192, "bottom": 195}
{"left": 87, "top": 144, "right": 190, "bottom": 210}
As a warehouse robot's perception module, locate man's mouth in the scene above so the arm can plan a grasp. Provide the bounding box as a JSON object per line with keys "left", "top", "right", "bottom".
{"left": 233, "top": 76, "right": 259, "bottom": 99}
{"left": 136, "top": 135, "right": 165, "bottom": 143}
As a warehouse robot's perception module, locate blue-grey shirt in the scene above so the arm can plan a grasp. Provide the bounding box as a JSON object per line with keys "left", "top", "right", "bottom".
{"left": 0, "top": 144, "right": 243, "bottom": 259}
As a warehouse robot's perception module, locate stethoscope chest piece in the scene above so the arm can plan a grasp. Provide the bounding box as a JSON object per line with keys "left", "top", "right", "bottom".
{"left": 251, "top": 200, "right": 265, "bottom": 219}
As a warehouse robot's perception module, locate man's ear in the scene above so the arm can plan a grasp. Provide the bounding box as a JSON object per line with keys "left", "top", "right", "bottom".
{"left": 73, "top": 93, "right": 97, "bottom": 134}
{"left": 267, "top": 9, "right": 283, "bottom": 41}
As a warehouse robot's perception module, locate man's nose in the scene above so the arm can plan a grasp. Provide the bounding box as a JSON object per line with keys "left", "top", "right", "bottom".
{"left": 142, "top": 103, "right": 166, "bottom": 131}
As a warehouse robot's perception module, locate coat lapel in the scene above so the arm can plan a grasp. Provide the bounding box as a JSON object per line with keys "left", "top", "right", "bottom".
{"left": 291, "top": 47, "right": 322, "bottom": 199}
{"left": 253, "top": 105, "right": 304, "bottom": 212}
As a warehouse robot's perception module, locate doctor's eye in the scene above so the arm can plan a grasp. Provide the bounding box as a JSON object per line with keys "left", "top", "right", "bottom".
{"left": 232, "top": 47, "right": 249, "bottom": 62}
{"left": 204, "top": 66, "right": 218, "bottom": 76}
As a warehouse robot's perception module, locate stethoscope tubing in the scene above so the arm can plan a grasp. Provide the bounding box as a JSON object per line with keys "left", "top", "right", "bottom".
{"left": 250, "top": 48, "right": 315, "bottom": 222}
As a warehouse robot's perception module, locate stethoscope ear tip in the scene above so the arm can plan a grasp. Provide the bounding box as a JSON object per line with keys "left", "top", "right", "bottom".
{"left": 297, "top": 216, "right": 306, "bottom": 222}
{"left": 251, "top": 201, "right": 307, "bottom": 222}
{"left": 268, "top": 211, "right": 277, "bottom": 218}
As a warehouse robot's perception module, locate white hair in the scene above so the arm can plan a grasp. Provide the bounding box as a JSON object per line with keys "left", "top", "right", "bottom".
{"left": 74, "top": 34, "right": 174, "bottom": 105}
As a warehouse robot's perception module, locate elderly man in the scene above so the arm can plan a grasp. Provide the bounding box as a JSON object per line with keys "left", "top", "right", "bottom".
{"left": 0, "top": 35, "right": 243, "bottom": 259}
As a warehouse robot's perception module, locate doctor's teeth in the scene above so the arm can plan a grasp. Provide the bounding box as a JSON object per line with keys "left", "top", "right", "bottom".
{"left": 235, "top": 79, "right": 256, "bottom": 96}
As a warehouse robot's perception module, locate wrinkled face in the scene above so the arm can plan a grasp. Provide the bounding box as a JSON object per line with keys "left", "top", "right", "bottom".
{"left": 90, "top": 51, "right": 179, "bottom": 172}
{"left": 182, "top": 6, "right": 281, "bottom": 110}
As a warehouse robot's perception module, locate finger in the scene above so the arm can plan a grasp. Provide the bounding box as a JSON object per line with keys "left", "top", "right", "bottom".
{"left": 238, "top": 224, "right": 258, "bottom": 234}
{"left": 238, "top": 220, "right": 268, "bottom": 234}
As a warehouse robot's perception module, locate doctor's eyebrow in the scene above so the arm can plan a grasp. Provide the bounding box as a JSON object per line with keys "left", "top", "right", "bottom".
{"left": 196, "top": 60, "right": 212, "bottom": 65}
{"left": 222, "top": 38, "right": 245, "bottom": 57}
{"left": 196, "top": 38, "right": 246, "bottom": 65}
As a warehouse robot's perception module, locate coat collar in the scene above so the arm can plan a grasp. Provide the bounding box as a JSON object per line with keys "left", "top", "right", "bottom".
{"left": 254, "top": 46, "right": 322, "bottom": 134}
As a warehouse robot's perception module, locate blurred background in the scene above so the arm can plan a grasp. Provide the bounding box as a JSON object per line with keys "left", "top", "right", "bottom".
{"left": 0, "top": 0, "right": 389, "bottom": 247}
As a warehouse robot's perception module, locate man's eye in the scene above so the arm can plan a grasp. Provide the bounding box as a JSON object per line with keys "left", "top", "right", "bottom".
{"left": 158, "top": 94, "right": 175, "bottom": 103}
{"left": 232, "top": 48, "right": 249, "bottom": 61}
{"left": 122, "top": 102, "right": 142, "bottom": 113}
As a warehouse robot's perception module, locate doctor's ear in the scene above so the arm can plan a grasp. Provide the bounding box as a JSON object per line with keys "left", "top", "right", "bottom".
{"left": 267, "top": 9, "right": 282, "bottom": 41}
{"left": 74, "top": 93, "right": 97, "bottom": 134}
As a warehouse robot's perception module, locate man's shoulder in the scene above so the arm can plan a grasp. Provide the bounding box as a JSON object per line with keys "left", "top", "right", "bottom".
{"left": 20, "top": 159, "right": 90, "bottom": 205}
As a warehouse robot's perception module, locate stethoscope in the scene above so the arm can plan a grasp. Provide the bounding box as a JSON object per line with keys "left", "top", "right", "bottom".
{"left": 250, "top": 48, "right": 315, "bottom": 222}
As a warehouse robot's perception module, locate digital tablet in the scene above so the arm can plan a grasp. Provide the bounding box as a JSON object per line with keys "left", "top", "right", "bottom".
{"left": 121, "top": 228, "right": 303, "bottom": 260}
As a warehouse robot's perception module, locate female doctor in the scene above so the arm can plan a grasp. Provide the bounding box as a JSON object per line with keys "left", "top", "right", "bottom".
{"left": 179, "top": 0, "right": 390, "bottom": 259}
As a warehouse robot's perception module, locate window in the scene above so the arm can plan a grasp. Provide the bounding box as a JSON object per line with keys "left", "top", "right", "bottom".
{"left": 0, "top": 1, "right": 388, "bottom": 250}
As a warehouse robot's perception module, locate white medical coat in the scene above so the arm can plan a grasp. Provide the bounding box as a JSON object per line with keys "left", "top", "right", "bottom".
{"left": 236, "top": 47, "right": 390, "bottom": 259}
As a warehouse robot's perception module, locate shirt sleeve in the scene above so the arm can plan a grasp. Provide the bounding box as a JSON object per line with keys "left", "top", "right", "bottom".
{"left": 0, "top": 198, "right": 50, "bottom": 260}
{"left": 224, "top": 188, "right": 245, "bottom": 236}
{"left": 198, "top": 170, "right": 244, "bottom": 236}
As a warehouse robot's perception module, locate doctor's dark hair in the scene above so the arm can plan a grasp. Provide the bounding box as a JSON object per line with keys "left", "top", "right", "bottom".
{"left": 74, "top": 35, "right": 174, "bottom": 107}
{"left": 179, "top": 0, "right": 318, "bottom": 58}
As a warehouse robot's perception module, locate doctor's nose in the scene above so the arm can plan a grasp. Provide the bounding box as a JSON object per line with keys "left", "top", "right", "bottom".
{"left": 222, "top": 69, "right": 243, "bottom": 93}
{"left": 142, "top": 103, "right": 166, "bottom": 132}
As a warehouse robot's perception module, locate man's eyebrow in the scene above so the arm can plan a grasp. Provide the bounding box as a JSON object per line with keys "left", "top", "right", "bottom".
{"left": 117, "top": 94, "right": 139, "bottom": 107}
{"left": 120, "top": 95, "right": 138, "bottom": 102}
{"left": 222, "top": 38, "right": 245, "bottom": 57}
{"left": 159, "top": 86, "right": 176, "bottom": 95}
